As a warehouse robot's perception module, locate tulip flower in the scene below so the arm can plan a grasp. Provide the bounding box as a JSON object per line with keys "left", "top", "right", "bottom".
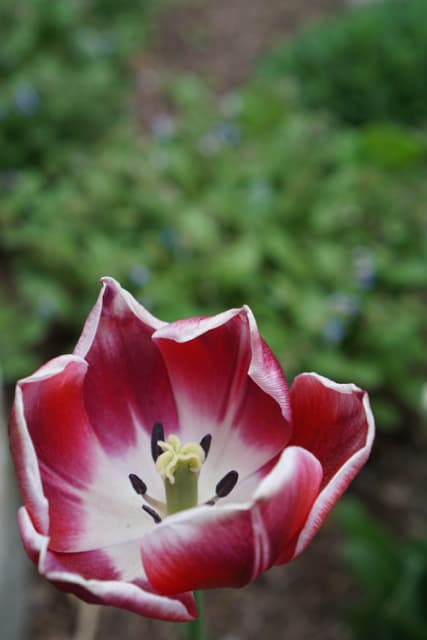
{"left": 10, "top": 278, "right": 374, "bottom": 623}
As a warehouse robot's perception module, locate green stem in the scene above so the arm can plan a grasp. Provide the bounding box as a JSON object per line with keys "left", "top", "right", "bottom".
{"left": 180, "top": 591, "right": 205, "bottom": 640}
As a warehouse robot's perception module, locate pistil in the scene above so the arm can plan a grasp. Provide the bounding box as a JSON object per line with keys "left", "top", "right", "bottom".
{"left": 156, "top": 434, "right": 205, "bottom": 514}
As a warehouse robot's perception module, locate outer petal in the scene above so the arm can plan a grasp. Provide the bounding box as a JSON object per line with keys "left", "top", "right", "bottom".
{"left": 289, "top": 373, "right": 375, "bottom": 556}
{"left": 289, "top": 373, "right": 372, "bottom": 488}
{"left": 141, "top": 447, "right": 322, "bottom": 595}
{"left": 11, "top": 355, "right": 158, "bottom": 554}
{"left": 253, "top": 446, "right": 323, "bottom": 566}
{"left": 18, "top": 507, "right": 197, "bottom": 622}
{"left": 74, "top": 277, "right": 178, "bottom": 457}
{"left": 152, "top": 306, "right": 292, "bottom": 499}
{"left": 9, "top": 355, "right": 89, "bottom": 536}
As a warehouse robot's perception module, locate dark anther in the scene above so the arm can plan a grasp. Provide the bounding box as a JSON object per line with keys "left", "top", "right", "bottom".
{"left": 142, "top": 504, "right": 162, "bottom": 524}
{"left": 129, "top": 473, "right": 147, "bottom": 496}
{"left": 200, "top": 434, "right": 212, "bottom": 459}
{"left": 151, "top": 422, "right": 165, "bottom": 462}
{"left": 216, "top": 470, "right": 239, "bottom": 498}
{"left": 205, "top": 499, "right": 216, "bottom": 506}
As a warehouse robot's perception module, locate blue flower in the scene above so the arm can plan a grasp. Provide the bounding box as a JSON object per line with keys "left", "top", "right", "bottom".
{"left": 129, "top": 265, "right": 151, "bottom": 287}
{"left": 323, "top": 318, "right": 346, "bottom": 344}
{"left": 13, "top": 84, "right": 40, "bottom": 116}
{"left": 353, "top": 247, "right": 376, "bottom": 290}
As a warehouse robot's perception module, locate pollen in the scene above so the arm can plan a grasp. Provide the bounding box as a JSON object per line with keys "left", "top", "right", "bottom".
{"left": 155, "top": 434, "right": 205, "bottom": 484}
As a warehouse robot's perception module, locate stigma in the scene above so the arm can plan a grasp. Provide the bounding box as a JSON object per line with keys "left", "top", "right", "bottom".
{"left": 155, "top": 434, "right": 206, "bottom": 485}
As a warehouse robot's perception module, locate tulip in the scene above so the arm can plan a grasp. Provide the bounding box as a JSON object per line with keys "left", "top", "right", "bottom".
{"left": 10, "top": 278, "right": 374, "bottom": 622}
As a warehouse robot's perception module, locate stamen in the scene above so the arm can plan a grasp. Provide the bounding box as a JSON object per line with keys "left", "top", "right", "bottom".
{"left": 142, "top": 504, "right": 162, "bottom": 524}
{"left": 205, "top": 470, "right": 239, "bottom": 506}
{"left": 215, "top": 470, "right": 239, "bottom": 498}
{"left": 129, "top": 473, "right": 166, "bottom": 514}
{"left": 151, "top": 422, "right": 165, "bottom": 462}
{"left": 200, "top": 434, "right": 212, "bottom": 459}
{"left": 129, "top": 473, "right": 147, "bottom": 496}
{"left": 144, "top": 494, "right": 166, "bottom": 513}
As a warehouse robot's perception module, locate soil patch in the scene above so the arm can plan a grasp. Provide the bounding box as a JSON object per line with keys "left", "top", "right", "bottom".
{"left": 149, "top": 0, "right": 345, "bottom": 91}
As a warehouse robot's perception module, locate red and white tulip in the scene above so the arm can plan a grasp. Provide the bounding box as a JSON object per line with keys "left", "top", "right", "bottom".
{"left": 10, "top": 278, "right": 374, "bottom": 621}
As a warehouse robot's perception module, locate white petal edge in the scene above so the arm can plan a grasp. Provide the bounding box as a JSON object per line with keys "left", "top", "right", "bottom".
{"left": 246, "top": 308, "right": 291, "bottom": 422}
{"left": 253, "top": 445, "right": 322, "bottom": 504}
{"left": 295, "top": 371, "right": 365, "bottom": 395}
{"left": 74, "top": 277, "right": 166, "bottom": 358}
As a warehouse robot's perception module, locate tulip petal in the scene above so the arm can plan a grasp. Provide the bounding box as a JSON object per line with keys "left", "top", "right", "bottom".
{"left": 153, "top": 306, "right": 291, "bottom": 499}
{"left": 141, "top": 447, "right": 322, "bottom": 594}
{"left": 18, "top": 507, "right": 197, "bottom": 622}
{"left": 142, "top": 505, "right": 255, "bottom": 594}
{"left": 12, "top": 355, "right": 161, "bottom": 553}
{"left": 10, "top": 355, "right": 94, "bottom": 537}
{"left": 74, "top": 278, "right": 178, "bottom": 456}
{"left": 289, "top": 374, "right": 375, "bottom": 556}
{"left": 254, "top": 446, "right": 323, "bottom": 566}
{"left": 17, "top": 357, "right": 96, "bottom": 487}
{"left": 289, "top": 373, "right": 372, "bottom": 488}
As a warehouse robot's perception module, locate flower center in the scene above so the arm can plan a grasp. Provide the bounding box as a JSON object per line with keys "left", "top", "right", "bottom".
{"left": 129, "top": 423, "right": 238, "bottom": 523}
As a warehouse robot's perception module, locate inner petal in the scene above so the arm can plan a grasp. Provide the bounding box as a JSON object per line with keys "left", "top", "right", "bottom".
{"left": 44, "top": 448, "right": 160, "bottom": 553}
{"left": 20, "top": 357, "right": 163, "bottom": 554}
{"left": 153, "top": 308, "right": 291, "bottom": 499}
{"left": 75, "top": 280, "right": 179, "bottom": 458}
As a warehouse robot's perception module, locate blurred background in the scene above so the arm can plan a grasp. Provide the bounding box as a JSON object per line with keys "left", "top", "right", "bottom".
{"left": 1, "top": 0, "right": 426, "bottom": 638}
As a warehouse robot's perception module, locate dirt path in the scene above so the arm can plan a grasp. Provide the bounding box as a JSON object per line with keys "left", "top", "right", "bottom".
{"left": 148, "top": 0, "right": 347, "bottom": 90}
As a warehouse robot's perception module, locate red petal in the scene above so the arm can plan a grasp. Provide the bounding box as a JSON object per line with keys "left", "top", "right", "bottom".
{"left": 10, "top": 356, "right": 95, "bottom": 536}
{"left": 289, "top": 373, "right": 372, "bottom": 488}
{"left": 142, "top": 506, "right": 255, "bottom": 594}
{"left": 153, "top": 306, "right": 291, "bottom": 493}
{"left": 19, "top": 358, "right": 96, "bottom": 486}
{"left": 142, "top": 447, "right": 322, "bottom": 594}
{"left": 18, "top": 507, "right": 196, "bottom": 622}
{"left": 74, "top": 278, "right": 178, "bottom": 456}
{"left": 15, "top": 357, "right": 109, "bottom": 549}
{"left": 289, "top": 374, "right": 375, "bottom": 556}
{"left": 254, "top": 446, "right": 323, "bottom": 566}
{"left": 11, "top": 355, "right": 156, "bottom": 553}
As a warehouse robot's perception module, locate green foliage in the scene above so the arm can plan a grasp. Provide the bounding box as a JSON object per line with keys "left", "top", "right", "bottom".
{"left": 0, "top": 0, "right": 158, "bottom": 378}
{"left": 259, "top": 0, "right": 427, "bottom": 126}
{"left": 0, "top": 0, "right": 156, "bottom": 169}
{"left": 1, "top": 2, "right": 427, "bottom": 434}
{"left": 336, "top": 499, "right": 427, "bottom": 640}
